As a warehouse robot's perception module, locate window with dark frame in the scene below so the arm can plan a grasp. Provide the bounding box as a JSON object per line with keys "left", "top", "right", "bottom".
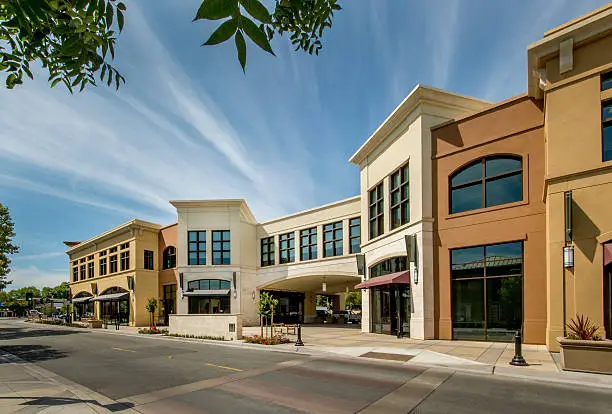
{"left": 212, "top": 231, "right": 231, "bottom": 265}
{"left": 450, "top": 156, "right": 523, "bottom": 214}
{"left": 186, "top": 279, "right": 231, "bottom": 314}
{"left": 349, "top": 217, "right": 361, "bottom": 254}
{"left": 99, "top": 258, "right": 107, "bottom": 276}
{"left": 109, "top": 247, "right": 117, "bottom": 253}
{"left": 87, "top": 261, "right": 94, "bottom": 278}
{"left": 188, "top": 231, "right": 207, "bottom": 265}
{"left": 99, "top": 250, "right": 107, "bottom": 257}
{"left": 602, "top": 72, "right": 612, "bottom": 91}
{"left": 144, "top": 250, "right": 154, "bottom": 270}
{"left": 120, "top": 251, "right": 130, "bottom": 271}
{"left": 87, "top": 255, "right": 94, "bottom": 261}
{"left": 390, "top": 164, "right": 410, "bottom": 229}
{"left": 72, "top": 267, "right": 78, "bottom": 282}
{"left": 72, "top": 260, "right": 78, "bottom": 266}
{"left": 163, "top": 246, "right": 176, "bottom": 269}
{"left": 324, "top": 222, "right": 343, "bottom": 257}
{"left": 79, "top": 264, "right": 85, "bottom": 280}
{"left": 300, "top": 227, "right": 318, "bottom": 261}
{"left": 450, "top": 241, "right": 523, "bottom": 341}
{"left": 120, "top": 242, "right": 129, "bottom": 250}
{"left": 279, "top": 232, "right": 295, "bottom": 264}
{"left": 261, "top": 237, "right": 275, "bottom": 267}
{"left": 79, "top": 258, "right": 85, "bottom": 263}
{"left": 369, "top": 182, "right": 384, "bottom": 239}
{"left": 110, "top": 255, "right": 118, "bottom": 273}
{"left": 603, "top": 100, "right": 612, "bottom": 162}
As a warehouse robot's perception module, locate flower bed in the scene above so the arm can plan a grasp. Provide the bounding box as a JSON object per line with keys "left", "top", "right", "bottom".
{"left": 164, "top": 333, "right": 227, "bottom": 341}
{"left": 243, "top": 335, "right": 291, "bottom": 345}
{"left": 138, "top": 327, "right": 168, "bottom": 335}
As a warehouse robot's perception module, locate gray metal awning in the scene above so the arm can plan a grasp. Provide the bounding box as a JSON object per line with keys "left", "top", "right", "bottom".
{"left": 183, "top": 289, "right": 230, "bottom": 297}
{"left": 72, "top": 296, "right": 93, "bottom": 303}
{"left": 92, "top": 292, "right": 129, "bottom": 302}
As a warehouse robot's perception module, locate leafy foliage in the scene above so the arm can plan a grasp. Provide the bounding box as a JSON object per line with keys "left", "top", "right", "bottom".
{"left": 567, "top": 314, "right": 603, "bottom": 341}
{"left": 344, "top": 291, "right": 361, "bottom": 310}
{"left": 196, "top": 0, "right": 342, "bottom": 71}
{"left": 0, "top": 203, "right": 19, "bottom": 290}
{"left": 244, "top": 334, "right": 290, "bottom": 345}
{"left": 0, "top": 0, "right": 125, "bottom": 91}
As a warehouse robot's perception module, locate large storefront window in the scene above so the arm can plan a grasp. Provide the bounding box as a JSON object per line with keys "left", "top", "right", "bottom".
{"left": 72, "top": 293, "right": 94, "bottom": 321}
{"left": 97, "top": 287, "right": 130, "bottom": 325}
{"left": 451, "top": 241, "right": 523, "bottom": 342}
{"left": 187, "top": 279, "right": 231, "bottom": 314}
{"left": 263, "top": 290, "right": 304, "bottom": 324}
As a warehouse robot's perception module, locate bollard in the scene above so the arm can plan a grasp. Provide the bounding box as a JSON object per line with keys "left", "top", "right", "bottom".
{"left": 509, "top": 330, "right": 528, "bottom": 366}
{"left": 295, "top": 323, "right": 304, "bottom": 347}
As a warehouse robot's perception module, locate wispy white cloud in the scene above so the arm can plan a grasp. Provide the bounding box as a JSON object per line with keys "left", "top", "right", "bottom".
{"left": 0, "top": 2, "right": 320, "bottom": 223}
{"left": 7, "top": 266, "right": 66, "bottom": 290}
{"left": 428, "top": 0, "right": 461, "bottom": 89}
{"left": 13, "top": 251, "right": 65, "bottom": 261}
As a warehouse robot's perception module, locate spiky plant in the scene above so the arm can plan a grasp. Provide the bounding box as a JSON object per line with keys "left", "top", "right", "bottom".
{"left": 566, "top": 314, "right": 602, "bottom": 340}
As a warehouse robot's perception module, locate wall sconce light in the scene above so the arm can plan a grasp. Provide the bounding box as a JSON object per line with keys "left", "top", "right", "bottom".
{"left": 233, "top": 290, "right": 237, "bottom": 299}
{"left": 322, "top": 281, "right": 327, "bottom": 293}
{"left": 345, "top": 286, "right": 349, "bottom": 293}
{"left": 563, "top": 246, "right": 574, "bottom": 268}
{"left": 252, "top": 290, "right": 256, "bottom": 300}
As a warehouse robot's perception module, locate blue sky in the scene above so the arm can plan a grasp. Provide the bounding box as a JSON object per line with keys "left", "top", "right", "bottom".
{"left": 0, "top": 0, "right": 608, "bottom": 290}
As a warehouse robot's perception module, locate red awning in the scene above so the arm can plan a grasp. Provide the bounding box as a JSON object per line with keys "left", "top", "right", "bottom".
{"left": 604, "top": 243, "right": 612, "bottom": 266}
{"left": 355, "top": 271, "right": 411, "bottom": 289}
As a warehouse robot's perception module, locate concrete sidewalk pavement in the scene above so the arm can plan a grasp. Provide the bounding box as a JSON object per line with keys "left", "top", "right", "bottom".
{"left": 0, "top": 350, "right": 137, "bottom": 413}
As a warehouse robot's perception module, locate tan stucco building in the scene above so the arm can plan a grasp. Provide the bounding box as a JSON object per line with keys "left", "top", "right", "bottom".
{"left": 65, "top": 4, "right": 612, "bottom": 349}
{"left": 527, "top": 4, "right": 612, "bottom": 349}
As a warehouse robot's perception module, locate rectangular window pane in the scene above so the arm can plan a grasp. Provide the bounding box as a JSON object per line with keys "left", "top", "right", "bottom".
{"left": 451, "top": 246, "right": 485, "bottom": 279}
{"left": 451, "top": 162, "right": 482, "bottom": 186}
{"left": 485, "top": 173, "right": 522, "bottom": 207}
{"left": 485, "top": 158, "right": 521, "bottom": 177}
{"left": 451, "top": 182, "right": 483, "bottom": 214}
{"left": 604, "top": 124, "right": 612, "bottom": 162}
{"left": 486, "top": 277, "right": 522, "bottom": 342}
{"left": 212, "top": 231, "right": 230, "bottom": 265}
{"left": 188, "top": 231, "right": 206, "bottom": 265}
{"left": 452, "top": 279, "right": 485, "bottom": 341}
{"left": 261, "top": 237, "right": 275, "bottom": 266}
{"left": 188, "top": 252, "right": 197, "bottom": 265}
{"left": 189, "top": 232, "right": 198, "bottom": 242}
{"left": 369, "top": 182, "right": 384, "bottom": 239}
{"left": 280, "top": 233, "right": 295, "bottom": 263}
{"left": 485, "top": 242, "right": 523, "bottom": 277}
{"left": 603, "top": 72, "right": 612, "bottom": 91}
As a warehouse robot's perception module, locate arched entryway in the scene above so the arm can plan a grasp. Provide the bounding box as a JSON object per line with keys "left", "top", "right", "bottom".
{"left": 94, "top": 287, "right": 130, "bottom": 325}
{"left": 72, "top": 292, "right": 94, "bottom": 321}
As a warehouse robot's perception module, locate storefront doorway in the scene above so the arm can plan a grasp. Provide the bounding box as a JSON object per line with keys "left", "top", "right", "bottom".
{"left": 605, "top": 262, "right": 612, "bottom": 340}
{"left": 96, "top": 287, "right": 130, "bottom": 325}
{"left": 370, "top": 285, "right": 411, "bottom": 336}
{"left": 263, "top": 290, "right": 304, "bottom": 324}
{"left": 72, "top": 292, "right": 94, "bottom": 320}
{"left": 163, "top": 284, "right": 177, "bottom": 326}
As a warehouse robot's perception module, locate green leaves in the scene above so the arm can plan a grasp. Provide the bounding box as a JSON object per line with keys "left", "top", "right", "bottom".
{"left": 204, "top": 18, "right": 238, "bottom": 45}
{"left": 1, "top": 0, "right": 127, "bottom": 91}
{"left": 194, "top": 0, "right": 238, "bottom": 21}
{"left": 240, "top": 15, "right": 274, "bottom": 55}
{"left": 196, "top": 0, "right": 341, "bottom": 71}
{"left": 235, "top": 30, "right": 246, "bottom": 72}
{"left": 239, "top": 0, "right": 272, "bottom": 24}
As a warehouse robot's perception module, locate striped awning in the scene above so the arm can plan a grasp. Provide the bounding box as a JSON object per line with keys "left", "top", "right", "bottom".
{"left": 92, "top": 292, "right": 129, "bottom": 302}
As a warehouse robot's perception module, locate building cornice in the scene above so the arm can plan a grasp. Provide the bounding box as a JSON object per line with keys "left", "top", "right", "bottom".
{"left": 65, "top": 219, "right": 162, "bottom": 255}
{"left": 170, "top": 199, "right": 257, "bottom": 224}
{"left": 259, "top": 195, "right": 360, "bottom": 226}
{"left": 349, "top": 84, "right": 490, "bottom": 165}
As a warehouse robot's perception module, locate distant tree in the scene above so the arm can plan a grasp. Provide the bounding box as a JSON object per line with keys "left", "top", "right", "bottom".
{"left": 345, "top": 291, "right": 361, "bottom": 310}
{"left": 42, "top": 282, "right": 69, "bottom": 299}
{"left": 0, "top": 203, "right": 19, "bottom": 291}
{"left": 145, "top": 297, "right": 157, "bottom": 328}
{"left": 8, "top": 286, "right": 41, "bottom": 300}
{"left": 1, "top": 0, "right": 342, "bottom": 90}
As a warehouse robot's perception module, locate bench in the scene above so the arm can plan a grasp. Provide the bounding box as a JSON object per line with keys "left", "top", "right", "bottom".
{"left": 272, "top": 323, "right": 297, "bottom": 335}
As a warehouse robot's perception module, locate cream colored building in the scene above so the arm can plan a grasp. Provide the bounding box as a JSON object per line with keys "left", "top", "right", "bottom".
{"left": 350, "top": 85, "right": 489, "bottom": 339}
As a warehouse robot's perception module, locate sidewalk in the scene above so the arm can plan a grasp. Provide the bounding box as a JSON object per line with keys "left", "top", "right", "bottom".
{"left": 0, "top": 350, "right": 137, "bottom": 413}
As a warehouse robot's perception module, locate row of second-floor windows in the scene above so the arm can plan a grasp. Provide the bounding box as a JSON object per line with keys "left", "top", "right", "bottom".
{"left": 603, "top": 99, "right": 612, "bottom": 162}
{"left": 368, "top": 163, "right": 410, "bottom": 240}
{"left": 188, "top": 231, "right": 231, "bottom": 266}
{"left": 71, "top": 242, "right": 130, "bottom": 268}
{"left": 72, "top": 252, "right": 128, "bottom": 281}
{"left": 262, "top": 218, "right": 361, "bottom": 267}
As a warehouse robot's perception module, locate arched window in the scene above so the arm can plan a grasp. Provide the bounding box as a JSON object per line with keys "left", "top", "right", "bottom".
{"left": 370, "top": 256, "right": 407, "bottom": 278}
{"left": 450, "top": 156, "right": 522, "bottom": 214}
{"left": 163, "top": 246, "right": 176, "bottom": 269}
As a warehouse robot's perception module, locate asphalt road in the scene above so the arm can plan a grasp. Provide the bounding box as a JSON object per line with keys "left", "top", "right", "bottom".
{"left": 1, "top": 320, "right": 611, "bottom": 413}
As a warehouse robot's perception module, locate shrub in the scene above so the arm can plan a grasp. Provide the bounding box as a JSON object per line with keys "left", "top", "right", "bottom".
{"left": 567, "top": 314, "right": 603, "bottom": 340}
{"left": 244, "top": 335, "right": 291, "bottom": 345}
{"left": 138, "top": 327, "right": 168, "bottom": 335}
{"left": 163, "top": 333, "right": 226, "bottom": 341}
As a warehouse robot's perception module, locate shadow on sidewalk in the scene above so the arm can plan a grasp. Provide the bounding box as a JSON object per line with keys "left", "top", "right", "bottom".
{"left": 0, "top": 325, "right": 84, "bottom": 341}
{"left": 0, "top": 396, "right": 135, "bottom": 412}
{"left": 0, "top": 344, "right": 68, "bottom": 363}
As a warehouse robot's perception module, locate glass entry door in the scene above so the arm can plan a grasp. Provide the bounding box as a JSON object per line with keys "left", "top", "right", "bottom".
{"left": 370, "top": 285, "right": 410, "bottom": 336}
